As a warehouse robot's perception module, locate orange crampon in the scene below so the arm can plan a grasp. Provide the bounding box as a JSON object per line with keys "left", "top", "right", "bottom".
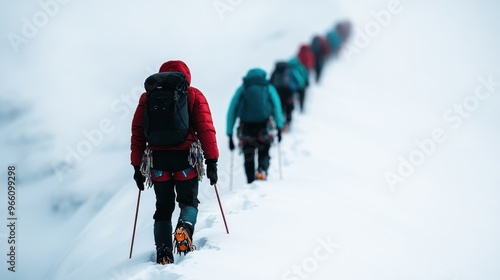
{"left": 174, "top": 226, "right": 195, "bottom": 254}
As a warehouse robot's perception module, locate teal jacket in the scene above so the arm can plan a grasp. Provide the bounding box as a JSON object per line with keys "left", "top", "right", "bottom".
{"left": 326, "top": 29, "right": 342, "bottom": 51}
{"left": 289, "top": 57, "right": 309, "bottom": 90}
{"left": 226, "top": 68, "right": 284, "bottom": 136}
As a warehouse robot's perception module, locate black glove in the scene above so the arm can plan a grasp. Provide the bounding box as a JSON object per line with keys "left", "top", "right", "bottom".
{"left": 228, "top": 136, "right": 235, "bottom": 151}
{"left": 133, "top": 165, "right": 145, "bottom": 191}
{"left": 205, "top": 159, "right": 218, "bottom": 185}
{"left": 277, "top": 128, "right": 282, "bottom": 143}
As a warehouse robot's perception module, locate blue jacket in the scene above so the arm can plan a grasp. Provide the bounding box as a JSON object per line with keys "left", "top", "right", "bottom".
{"left": 326, "top": 29, "right": 342, "bottom": 51}
{"left": 288, "top": 57, "right": 309, "bottom": 91}
{"left": 226, "top": 68, "right": 284, "bottom": 136}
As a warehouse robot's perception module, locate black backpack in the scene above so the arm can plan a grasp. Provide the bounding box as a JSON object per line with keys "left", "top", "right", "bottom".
{"left": 311, "top": 36, "right": 323, "bottom": 56}
{"left": 270, "top": 62, "right": 291, "bottom": 89}
{"left": 143, "top": 72, "right": 189, "bottom": 146}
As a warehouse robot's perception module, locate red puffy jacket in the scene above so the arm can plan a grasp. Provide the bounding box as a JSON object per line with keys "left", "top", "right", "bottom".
{"left": 130, "top": 60, "right": 219, "bottom": 166}
{"left": 298, "top": 44, "right": 315, "bottom": 70}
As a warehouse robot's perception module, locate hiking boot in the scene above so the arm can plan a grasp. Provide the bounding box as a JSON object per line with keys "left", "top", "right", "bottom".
{"left": 174, "top": 221, "right": 195, "bottom": 255}
{"left": 156, "top": 245, "right": 174, "bottom": 265}
{"left": 255, "top": 170, "right": 267, "bottom": 180}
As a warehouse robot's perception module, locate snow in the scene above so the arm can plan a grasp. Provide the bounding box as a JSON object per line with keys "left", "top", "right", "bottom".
{"left": 1, "top": 0, "right": 500, "bottom": 279}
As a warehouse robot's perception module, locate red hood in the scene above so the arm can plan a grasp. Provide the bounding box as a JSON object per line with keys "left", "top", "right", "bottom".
{"left": 299, "top": 44, "right": 311, "bottom": 53}
{"left": 159, "top": 60, "right": 191, "bottom": 85}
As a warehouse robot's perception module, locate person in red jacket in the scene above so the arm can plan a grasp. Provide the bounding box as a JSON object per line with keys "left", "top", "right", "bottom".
{"left": 130, "top": 60, "right": 219, "bottom": 265}
{"left": 297, "top": 44, "right": 315, "bottom": 72}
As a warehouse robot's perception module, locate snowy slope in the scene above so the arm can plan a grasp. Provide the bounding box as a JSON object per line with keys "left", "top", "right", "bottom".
{"left": 1, "top": 0, "right": 500, "bottom": 279}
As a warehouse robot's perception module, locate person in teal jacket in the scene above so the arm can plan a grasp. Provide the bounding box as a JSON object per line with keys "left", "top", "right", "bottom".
{"left": 289, "top": 57, "right": 309, "bottom": 113}
{"left": 326, "top": 29, "right": 342, "bottom": 58}
{"left": 227, "top": 68, "right": 284, "bottom": 183}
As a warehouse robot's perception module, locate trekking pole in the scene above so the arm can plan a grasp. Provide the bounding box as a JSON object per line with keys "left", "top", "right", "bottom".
{"left": 129, "top": 190, "right": 142, "bottom": 259}
{"left": 229, "top": 151, "right": 234, "bottom": 192}
{"left": 213, "top": 184, "right": 229, "bottom": 234}
{"left": 278, "top": 142, "right": 283, "bottom": 180}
